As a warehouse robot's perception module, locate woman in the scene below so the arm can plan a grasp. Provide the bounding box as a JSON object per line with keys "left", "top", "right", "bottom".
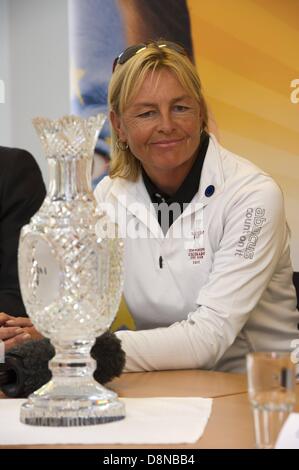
{"left": 95, "top": 42, "right": 298, "bottom": 371}
{"left": 97, "top": 40, "right": 298, "bottom": 373}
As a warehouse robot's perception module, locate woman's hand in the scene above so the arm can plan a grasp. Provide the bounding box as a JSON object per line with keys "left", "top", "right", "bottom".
{"left": 0, "top": 313, "right": 42, "bottom": 351}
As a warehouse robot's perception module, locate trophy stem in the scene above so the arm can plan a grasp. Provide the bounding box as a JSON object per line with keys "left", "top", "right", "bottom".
{"left": 50, "top": 338, "right": 97, "bottom": 379}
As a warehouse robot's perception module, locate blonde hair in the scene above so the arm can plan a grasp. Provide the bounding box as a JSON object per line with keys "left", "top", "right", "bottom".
{"left": 108, "top": 41, "right": 208, "bottom": 181}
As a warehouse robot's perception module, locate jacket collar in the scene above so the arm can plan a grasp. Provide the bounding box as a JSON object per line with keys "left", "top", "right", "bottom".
{"left": 111, "top": 174, "right": 163, "bottom": 238}
{"left": 198, "top": 133, "right": 225, "bottom": 203}
{"left": 170, "top": 134, "right": 225, "bottom": 220}
{"left": 110, "top": 134, "right": 225, "bottom": 234}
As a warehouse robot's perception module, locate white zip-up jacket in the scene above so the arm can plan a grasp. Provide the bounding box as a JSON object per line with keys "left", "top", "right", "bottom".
{"left": 94, "top": 135, "right": 299, "bottom": 373}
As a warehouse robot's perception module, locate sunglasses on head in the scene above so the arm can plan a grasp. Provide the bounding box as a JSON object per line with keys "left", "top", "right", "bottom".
{"left": 112, "top": 41, "right": 188, "bottom": 73}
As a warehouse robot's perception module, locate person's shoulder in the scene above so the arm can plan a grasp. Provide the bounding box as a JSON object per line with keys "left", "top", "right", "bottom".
{"left": 0, "top": 146, "right": 45, "bottom": 200}
{"left": 215, "top": 140, "right": 283, "bottom": 204}
{"left": 94, "top": 175, "right": 117, "bottom": 202}
{"left": 217, "top": 140, "right": 276, "bottom": 184}
{"left": 218, "top": 142, "right": 262, "bottom": 174}
{"left": 0, "top": 146, "right": 40, "bottom": 171}
{"left": 0, "top": 145, "right": 33, "bottom": 160}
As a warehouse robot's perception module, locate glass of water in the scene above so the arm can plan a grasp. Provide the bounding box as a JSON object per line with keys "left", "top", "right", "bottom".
{"left": 246, "top": 352, "right": 296, "bottom": 449}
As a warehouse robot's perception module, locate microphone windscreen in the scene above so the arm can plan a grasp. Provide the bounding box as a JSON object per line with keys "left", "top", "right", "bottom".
{"left": 0, "top": 338, "right": 54, "bottom": 398}
{"left": 91, "top": 331, "right": 126, "bottom": 384}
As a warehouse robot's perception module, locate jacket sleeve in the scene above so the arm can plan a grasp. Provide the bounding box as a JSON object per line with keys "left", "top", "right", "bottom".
{"left": 116, "top": 177, "right": 288, "bottom": 371}
{"left": 0, "top": 149, "right": 46, "bottom": 316}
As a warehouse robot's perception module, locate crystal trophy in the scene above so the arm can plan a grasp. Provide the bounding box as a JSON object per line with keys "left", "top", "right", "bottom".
{"left": 18, "top": 114, "right": 125, "bottom": 426}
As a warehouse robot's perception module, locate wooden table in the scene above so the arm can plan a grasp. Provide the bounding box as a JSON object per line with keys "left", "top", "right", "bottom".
{"left": 108, "top": 369, "right": 247, "bottom": 399}
{"left": 1, "top": 370, "right": 298, "bottom": 449}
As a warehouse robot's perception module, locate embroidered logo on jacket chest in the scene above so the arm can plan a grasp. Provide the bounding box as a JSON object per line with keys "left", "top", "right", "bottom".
{"left": 185, "top": 229, "right": 206, "bottom": 264}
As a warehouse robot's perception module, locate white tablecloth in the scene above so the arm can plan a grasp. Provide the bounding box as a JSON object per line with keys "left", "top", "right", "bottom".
{"left": 0, "top": 397, "right": 212, "bottom": 445}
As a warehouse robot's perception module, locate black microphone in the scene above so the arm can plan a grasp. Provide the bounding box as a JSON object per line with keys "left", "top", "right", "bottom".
{"left": 0, "top": 331, "right": 125, "bottom": 398}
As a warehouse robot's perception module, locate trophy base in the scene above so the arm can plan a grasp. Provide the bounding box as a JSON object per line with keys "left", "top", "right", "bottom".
{"left": 20, "top": 379, "right": 125, "bottom": 426}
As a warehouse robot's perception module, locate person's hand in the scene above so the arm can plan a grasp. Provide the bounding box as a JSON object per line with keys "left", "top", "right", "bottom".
{"left": 4, "top": 315, "right": 43, "bottom": 342}
{"left": 0, "top": 313, "right": 38, "bottom": 351}
{"left": 1, "top": 314, "right": 33, "bottom": 328}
